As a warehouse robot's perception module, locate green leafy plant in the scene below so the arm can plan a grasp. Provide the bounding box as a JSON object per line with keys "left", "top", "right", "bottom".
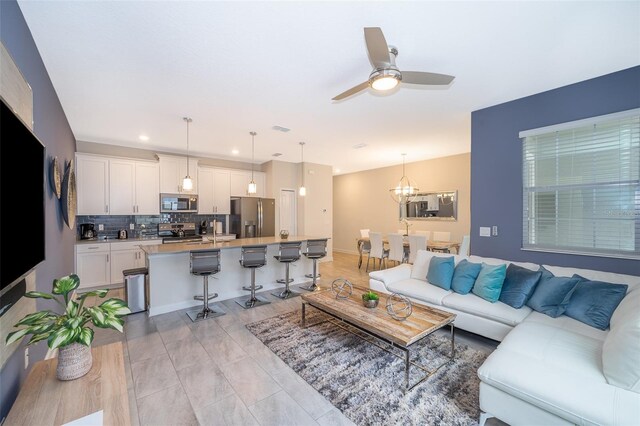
{"left": 362, "top": 290, "right": 380, "bottom": 301}
{"left": 5, "top": 274, "right": 130, "bottom": 350}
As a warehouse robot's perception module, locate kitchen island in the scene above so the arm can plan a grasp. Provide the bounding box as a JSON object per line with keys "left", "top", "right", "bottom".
{"left": 141, "top": 236, "right": 327, "bottom": 316}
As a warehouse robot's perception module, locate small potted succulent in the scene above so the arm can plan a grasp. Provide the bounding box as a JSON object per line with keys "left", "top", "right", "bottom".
{"left": 362, "top": 290, "right": 380, "bottom": 308}
{"left": 5, "top": 274, "right": 130, "bottom": 380}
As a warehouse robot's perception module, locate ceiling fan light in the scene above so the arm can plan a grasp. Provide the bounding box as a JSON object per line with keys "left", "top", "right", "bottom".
{"left": 371, "top": 75, "right": 399, "bottom": 91}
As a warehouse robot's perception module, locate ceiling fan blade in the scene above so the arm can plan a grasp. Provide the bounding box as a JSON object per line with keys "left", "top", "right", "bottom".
{"left": 364, "top": 27, "right": 391, "bottom": 68}
{"left": 332, "top": 81, "right": 370, "bottom": 101}
{"left": 401, "top": 71, "right": 455, "bottom": 86}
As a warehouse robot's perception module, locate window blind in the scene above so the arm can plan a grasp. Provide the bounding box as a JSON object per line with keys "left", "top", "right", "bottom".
{"left": 522, "top": 111, "right": 640, "bottom": 259}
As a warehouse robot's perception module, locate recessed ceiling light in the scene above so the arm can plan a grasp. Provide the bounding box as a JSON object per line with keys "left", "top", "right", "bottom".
{"left": 352, "top": 143, "right": 367, "bottom": 149}
{"left": 272, "top": 153, "right": 283, "bottom": 157}
{"left": 139, "top": 134, "right": 149, "bottom": 141}
{"left": 231, "top": 149, "right": 239, "bottom": 155}
{"left": 272, "top": 125, "right": 290, "bottom": 132}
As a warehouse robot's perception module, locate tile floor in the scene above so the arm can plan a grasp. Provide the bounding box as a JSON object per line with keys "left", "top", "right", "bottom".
{"left": 89, "top": 252, "right": 500, "bottom": 426}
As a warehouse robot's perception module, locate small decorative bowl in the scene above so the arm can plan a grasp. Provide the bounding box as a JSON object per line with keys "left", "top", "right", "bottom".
{"left": 279, "top": 230, "right": 289, "bottom": 239}
{"left": 362, "top": 296, "right": 379, "bottom": 309}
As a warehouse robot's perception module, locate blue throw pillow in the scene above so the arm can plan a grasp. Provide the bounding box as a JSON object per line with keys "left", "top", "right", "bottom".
{"left": 472, "top": 263, "right": 507, "bottom": 303}
{"left": 451, "top": 259, "right": 482, "bottom": 295}
{"left": 426, "top": 256, "right": 455, "bottom": 290}
{"left": 526, "top": 267, "right": 580, "bottom": 318}
{"left": 565, "top": 275, "right": 628, "bottom": 330}
{"left": 499, "top": 264, "right": 542, "bottom": 309}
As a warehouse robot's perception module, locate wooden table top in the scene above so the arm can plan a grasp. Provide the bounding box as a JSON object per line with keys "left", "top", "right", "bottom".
{"left": 356, "top": 237, "right": 460, "bottom": 252}
{"left": 5, "top": 342, "right": 130, "bottom": 426}
{"left": 301, "top": 285, "right": 455, "bottom": 347}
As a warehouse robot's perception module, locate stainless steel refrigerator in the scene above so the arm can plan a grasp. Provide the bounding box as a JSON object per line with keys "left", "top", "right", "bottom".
{"left": 230, "top": 197, "right": 275, "bottom": 238}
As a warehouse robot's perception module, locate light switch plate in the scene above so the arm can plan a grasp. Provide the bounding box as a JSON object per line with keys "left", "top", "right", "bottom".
{"left": 479, "top": 227, "right": 491, "bottom": 237}
{"left": 129, "top": 224, "right": 135, "bottom": 230}
{"left": 492, "top": 226, "right": 498, "bottom": 236}
{"left": 98, "top": 224, "right": 104, "bottom": 231}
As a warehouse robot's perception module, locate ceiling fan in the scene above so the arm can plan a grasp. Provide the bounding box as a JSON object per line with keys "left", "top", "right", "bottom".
{"left": 332, "top": 27, "right": 455, "bottom": 101}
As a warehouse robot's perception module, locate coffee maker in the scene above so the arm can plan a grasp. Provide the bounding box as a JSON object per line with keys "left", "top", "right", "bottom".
{"left": 80, "top": 223, "right": 96, "bottom": 240}
{"left": 199, "top": 220, "right": 208, "bottom": 235}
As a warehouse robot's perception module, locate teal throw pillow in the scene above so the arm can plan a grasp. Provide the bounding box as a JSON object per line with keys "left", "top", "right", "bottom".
{"left": 451, "top": 259, "right": 482, "bottom": 294}
{"left": 472, "top": 263, "right": 507, "bottom": 303}
{"left": 565, "top": 275, "right": 628, "bottom": 330}
{"left": 426, "top": 256, "right": 455, "bottom": 290}
{"left": 526, "top": 267, "right": 580, "bottom": 318}
{"left": 499, "top": 264, "right": 542, "bottom": 309}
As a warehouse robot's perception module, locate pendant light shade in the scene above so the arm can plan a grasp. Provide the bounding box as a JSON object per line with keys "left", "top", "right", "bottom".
{"left": 299, "top": 141, "right": 306, "bottom": 197}
{"left": 389, "top": 154, "right": 418, "bottom": 204}
{"left": 182, "top": 117, "right": 193, "bottom": 191}
{"left": 247, "top": 131, "right": 257, "bottom": 195}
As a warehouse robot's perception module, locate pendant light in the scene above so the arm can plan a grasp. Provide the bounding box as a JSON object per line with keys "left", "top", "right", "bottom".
{"left": 247, "top": 131, "right": 257, "bottom": 195}
{"left": 389, "top": 154, "right": 418, "bottom": 204}
{"left": 182, "top": 117, "right": 193, "bottom": 191}
{"left": 298, "top": 142, "right": 306, "bottom": 196}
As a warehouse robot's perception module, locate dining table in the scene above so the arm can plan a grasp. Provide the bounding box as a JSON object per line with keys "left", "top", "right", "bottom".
{"left": 356, "top": 236, "right": 461, "bottom": 268}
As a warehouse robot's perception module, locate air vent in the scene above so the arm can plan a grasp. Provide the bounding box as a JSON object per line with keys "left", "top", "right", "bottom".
{"left": 272, "top": 153, "right": 283, "bottom": 157}
{"left": 353, "top": 143, "right": 368, "bottom": 149}
{"left": 272, "top": 125, "right": 290, "bottom": 132}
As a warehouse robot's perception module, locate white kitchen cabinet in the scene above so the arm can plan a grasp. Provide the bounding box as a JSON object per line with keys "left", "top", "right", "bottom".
{"left": 134, "top": 162, "right": 160, "bottom": 214}
{"left": 75, "top": 244, "right": 111, "bottom": 289}
{"left": 230, "top": 169, "right": 264, "bottom": 197}
{"left": 109, "top": 249, "right": 138, "bottom": 285}
{"left": 198, "top": 167, "right": 230, "bottom": 214}
{"left": 76, "top": 154, "right": 110, "bottom": 215}
{"left": 158, "top": 155, "right": 198, "bottom": 194}
{"left": 109, "top": 159, "right": 136, "bottom": 215}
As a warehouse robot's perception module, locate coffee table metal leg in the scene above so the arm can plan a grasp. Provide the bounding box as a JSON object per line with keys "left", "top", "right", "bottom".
{"left": 301, "top": 302, "right": 306, "bottom": 327}
{"left": 450, "top": 324, "right": 455, "bottom": 360}
{"left": 405, "top": 349, "right": 410, "bottom": 390}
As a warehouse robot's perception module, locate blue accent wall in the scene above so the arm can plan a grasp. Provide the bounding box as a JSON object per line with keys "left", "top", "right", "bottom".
{"left": 0, "top": 0, "right": 76, "bottom": 419}
{"left": 471, "top": 66, "right": 640, "bottom": 276}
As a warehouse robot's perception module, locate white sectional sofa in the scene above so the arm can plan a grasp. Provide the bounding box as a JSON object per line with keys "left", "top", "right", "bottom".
{"left": 369, "top": 250, "right": 640, "bottom": 426}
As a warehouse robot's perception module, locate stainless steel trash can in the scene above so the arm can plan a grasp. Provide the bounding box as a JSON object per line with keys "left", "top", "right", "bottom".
{"left": 123, "top": 267, "right": 148, "bottom": 314}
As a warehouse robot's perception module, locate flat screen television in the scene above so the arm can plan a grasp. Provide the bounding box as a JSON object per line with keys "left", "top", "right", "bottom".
{"left": 0, "top": 97, "right": 46, "bottom": 297}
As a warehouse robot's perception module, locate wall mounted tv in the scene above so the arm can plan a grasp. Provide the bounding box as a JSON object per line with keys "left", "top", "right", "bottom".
{"left": 0, "top": 97, "right": 45, "bottom": 297}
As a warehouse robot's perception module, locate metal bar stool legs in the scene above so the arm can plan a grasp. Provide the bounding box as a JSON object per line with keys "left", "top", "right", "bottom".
{"left": 301, "top": 257, "right": 321, "bottom": 291}
{"left": 272, "top": 241, "right": 302, "bottom": 300}
{"left": 272, "top": 262, "right": 299, "bottom": 299}
{"left": 187, "top": 250, "right": 225, "bottom": 322}
{"left": 236, "top": 245, "right": 270, "bottom": 309}
{"left": 301, "top": 239, "right": 328, "bottom": 292}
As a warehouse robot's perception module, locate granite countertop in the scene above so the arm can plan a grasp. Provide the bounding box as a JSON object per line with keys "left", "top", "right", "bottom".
{"left": 141, "top": 235, "right": 329, "bottom": 255}
{"left": 75, "top": 236, "right": 162, "bottom": 245}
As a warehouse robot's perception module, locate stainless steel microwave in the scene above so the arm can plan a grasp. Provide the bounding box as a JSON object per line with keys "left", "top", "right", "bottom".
{"left": 160, "top": 194, "right": 198, "bottom": 213}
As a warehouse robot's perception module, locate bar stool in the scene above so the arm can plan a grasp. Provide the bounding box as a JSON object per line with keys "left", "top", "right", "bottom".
{"left": 271, "top": 241, "right": 302, "bottom": 299}
{"left": 301, "top": 239, "right": 328, "bottom": 292}
{"left": 187, "top": 249, "right": 224, "bottom": 322}
{"left": 237, "top": 245, "right": 270, "bottom": 309}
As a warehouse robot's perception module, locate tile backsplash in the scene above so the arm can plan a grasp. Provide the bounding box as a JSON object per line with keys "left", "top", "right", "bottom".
{"left": 76, "top": 214, "right": 228, "bottom": 239}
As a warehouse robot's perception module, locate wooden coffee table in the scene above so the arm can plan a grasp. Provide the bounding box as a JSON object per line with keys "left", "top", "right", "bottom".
{"left": 301, "top": 285, "right": 456, "bottom": 392}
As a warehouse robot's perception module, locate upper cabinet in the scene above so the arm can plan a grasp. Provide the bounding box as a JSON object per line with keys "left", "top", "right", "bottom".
{"left": 230, "top": 169, "right": 265, "bottom": 198}
{"left": 76, "top": 154, "right": 159, "bottom": 216}
{"left": 158, "top": 154, "right": 198, "bottom": 194}
{"left": 198, "top": 167, "right": 230, "bottom": 214}
{"left": 76, "top": 155, "right": 110, "bottom": 215}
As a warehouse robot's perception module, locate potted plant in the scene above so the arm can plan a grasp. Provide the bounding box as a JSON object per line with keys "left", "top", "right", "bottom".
{"left": 362, "top": 290, "right": 380, "bottom": 308}
{"left": 5, "top": 274, "right": 130, "bottom": 381}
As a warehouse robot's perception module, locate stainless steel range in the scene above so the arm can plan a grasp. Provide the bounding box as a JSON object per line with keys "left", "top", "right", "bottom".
{"left": 158, "top": 223, "right": 203, "bottom": 244}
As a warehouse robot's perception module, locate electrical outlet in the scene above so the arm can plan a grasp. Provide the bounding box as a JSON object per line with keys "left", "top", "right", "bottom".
{"left": 479, "top": 227, "right": 491, "bottom": 237}
{"left": 210, "top": 222, "right": 214, "bottom": 228}
{"left": 492, "top": 226, "right": 498, "bottom": 236}
{"left": 24, "top": 347, "right": 29, "bottom": 369}
{"left": 129, "top": 223, "right": 135, "bottom": 230}
{"left": 98, "top": 224, "right": 104, "bottom": 231}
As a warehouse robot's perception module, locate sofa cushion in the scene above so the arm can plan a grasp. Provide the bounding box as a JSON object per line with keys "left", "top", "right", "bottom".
{"left": 410, "top": 250, "right": 465, "bottom": 281}
{"left": 468, "top": 255, "right": 539, "bottom": 271}
{"left": 499, "top": 264, "right": 542, "bottom": 309}
{"left": 442, "top": 292, "right": 531, "bottom": 326}
{"left": 543, "top": 264, "right": 640, "bottom": 293}
{"left": 526, "top": 267, "right": 579, "bottom": 318}
{"left": 451, "top": 259, "right": 482, "bottom": 295}
{"left": 387, "top": 279, "right": 452, "bottom": 305}
{"left": 478, "top": 322, "right": 640, "bottom": 425}
{"left": 523, "top": 311, "right": 608, "bottom": 342}
{"left": 426, "top": 256, "right": 455, "bottom": 290}
{"left": 565, "top": 275, "right": 628, "bottom": 330}
{"left": 611, "top": 288, "right": 640, "bottom": 328}
{"left": 602, "top": 303, "right": 640, "bottom": 393}
{"left": 472, "top": 263, "right": 506, "bottom": 303}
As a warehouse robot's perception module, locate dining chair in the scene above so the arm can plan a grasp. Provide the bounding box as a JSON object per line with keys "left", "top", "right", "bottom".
{"left": 387, "top": 233, "right": 405, "bottom": 265}
{"left": 414, "top": 230, "right": 431, "bottom": 240}
{"left": 433, "top": 231, "right": 451, "bottom": 241}
{"left": 458, "top": 235, "right": 470, "bottom": 256}
{"left": 358, "top": 229, "right": 371, "bottom": 269}
{"left": 408, "top": 234, "right": 428, "bottom": 264}
{"left": 367, "top": 232, "right": 389, "bottom": 271}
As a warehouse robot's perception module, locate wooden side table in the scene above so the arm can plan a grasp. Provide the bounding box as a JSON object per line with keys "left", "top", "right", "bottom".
{"left": 5, "top": 342, "right": 130, "bottom": 426}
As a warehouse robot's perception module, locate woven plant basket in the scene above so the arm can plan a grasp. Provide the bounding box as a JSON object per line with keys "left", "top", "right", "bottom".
{"left": 56, "top": 343, "right": 92, "bottom": 381}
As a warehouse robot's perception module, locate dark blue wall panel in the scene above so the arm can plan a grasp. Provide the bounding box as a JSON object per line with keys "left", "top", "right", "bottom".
{"left": 0, "top": 0, "right": 76, "bottom": 419}
{"left": 471, "top": 66, "right": 640, "bottom": 276}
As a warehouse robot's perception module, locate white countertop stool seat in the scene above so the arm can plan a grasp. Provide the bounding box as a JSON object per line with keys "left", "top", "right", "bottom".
{"left": 187, "top": 249, "right": 225, "bottom": 322}
{"left": 272, "top": 241, "right": 303, "bottom": 300}
{"left": 237, "top": 245, "right": 270, "bottom": 309}
{"left": 301, "top": 238, "right": 328, "bottom": 292}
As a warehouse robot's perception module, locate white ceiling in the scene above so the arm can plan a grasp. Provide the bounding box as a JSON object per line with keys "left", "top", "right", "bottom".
{"left": 18, "top": 1, "right": 639, "bottom": 175}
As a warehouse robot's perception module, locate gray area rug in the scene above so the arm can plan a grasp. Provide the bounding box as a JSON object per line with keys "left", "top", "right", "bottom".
{"left": 246, "top": 309, "right": 488, "bottom": 426}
